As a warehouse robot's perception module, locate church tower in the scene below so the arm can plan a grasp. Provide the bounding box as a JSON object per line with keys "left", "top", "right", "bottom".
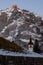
{"left": 28, "top": 36, "right": 34, "bottom": 52}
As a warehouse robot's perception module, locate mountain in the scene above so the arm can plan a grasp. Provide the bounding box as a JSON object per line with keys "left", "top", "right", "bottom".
{"left": 0, "top": 4, "right": 43, "bottom": 49}
{"left": 0, "top": 37, "right": 23, "bottom": 52}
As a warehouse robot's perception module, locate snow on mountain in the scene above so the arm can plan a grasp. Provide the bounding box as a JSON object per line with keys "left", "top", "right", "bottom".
{"left": 20, "top": 38, "right": 29, "bottom": 43}
{"left": 6, "top": 36, "right": 13, "bottom": 42}
{"left": 0, "top": 26, "right": 7, "bottom": 34}
{"left": 34, "top": 13, "right": 39, "bottom": 17}
{"left": 0, "top": 4, "right": 43, "bottom": 50}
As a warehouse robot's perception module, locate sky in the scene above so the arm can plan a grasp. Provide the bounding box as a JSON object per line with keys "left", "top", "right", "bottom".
{"left": 0, "top": 0, "right": 43, "bottom": 16}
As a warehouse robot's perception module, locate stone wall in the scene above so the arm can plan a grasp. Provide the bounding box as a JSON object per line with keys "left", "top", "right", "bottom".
{"left": 0, "top": 55, "right": 43, "bottom": 65}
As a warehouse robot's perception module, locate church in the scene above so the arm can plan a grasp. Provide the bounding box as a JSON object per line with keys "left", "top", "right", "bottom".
{"left": 28, "top": 36, "right": 42, "bottom": 53}
{"left": 28, "top": 37, "right": 34, "bottom": 52}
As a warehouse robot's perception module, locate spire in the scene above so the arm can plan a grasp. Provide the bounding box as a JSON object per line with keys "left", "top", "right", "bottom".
{"left": 30, "top": 36, "right": 32, "bottom": 43}
{"left": 28, "top": 36, "right": 33, "bottom": 45}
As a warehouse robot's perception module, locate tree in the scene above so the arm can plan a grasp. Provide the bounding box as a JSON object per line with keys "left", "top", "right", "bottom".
{"left": 33, "top": 39, "right": 40, "bottom": 53}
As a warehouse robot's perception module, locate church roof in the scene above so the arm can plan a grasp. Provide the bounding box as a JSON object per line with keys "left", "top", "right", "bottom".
{"left": 28, "top": 37, "right": 33, "bottom": 45}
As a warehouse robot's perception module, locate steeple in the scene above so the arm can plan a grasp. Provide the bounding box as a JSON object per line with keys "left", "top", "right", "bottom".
{"left": 28, "top": 36, "right": 33, "bottom": 45}
{"left": 28, "top": 36, "right": 34, "bottom": 51}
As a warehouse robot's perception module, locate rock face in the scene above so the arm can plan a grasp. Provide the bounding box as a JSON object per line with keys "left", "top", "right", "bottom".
{"left": 0, "top": 4, "right": 43, "bottom": 48}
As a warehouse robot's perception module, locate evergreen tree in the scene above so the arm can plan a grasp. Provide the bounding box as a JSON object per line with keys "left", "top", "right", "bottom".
{"left": 33, "top": 39, "right": 40, "bottom": 53}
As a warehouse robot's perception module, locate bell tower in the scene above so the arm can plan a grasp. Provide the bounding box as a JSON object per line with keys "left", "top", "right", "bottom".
{"left": 28, "top": 36, "right": 33, "bottom": 52}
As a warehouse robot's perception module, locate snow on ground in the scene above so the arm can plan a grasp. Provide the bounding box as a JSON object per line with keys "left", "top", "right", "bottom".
{"left": 0, "top": 49, "right": 43, "bottom": 58}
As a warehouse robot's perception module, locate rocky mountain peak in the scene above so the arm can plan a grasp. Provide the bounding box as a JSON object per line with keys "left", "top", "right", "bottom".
{"left": 9, "top": 4, "right": 20, "bottom": 10}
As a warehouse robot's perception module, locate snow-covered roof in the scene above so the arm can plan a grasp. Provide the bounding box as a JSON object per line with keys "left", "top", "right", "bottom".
{"left": 0, "top": 49, "right": 43, "bottom": 58}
